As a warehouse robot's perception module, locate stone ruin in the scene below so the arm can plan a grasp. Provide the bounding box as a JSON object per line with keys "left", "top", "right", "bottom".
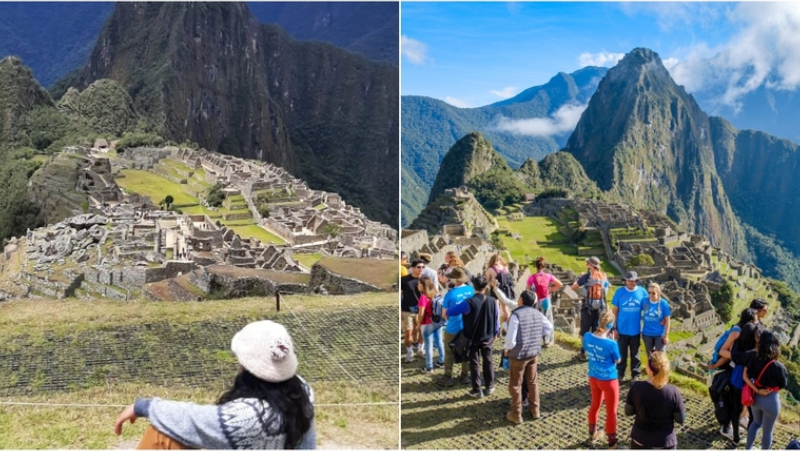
{"left": 0, "top": 146, "right": 399, "bottom": 302}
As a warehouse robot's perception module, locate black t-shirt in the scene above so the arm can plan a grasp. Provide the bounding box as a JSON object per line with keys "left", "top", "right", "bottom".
{"left": 626, "top": 382, "right": 685, "bottom": 448}
{"left": 740, "top": 350, "right": 788, "bottom": 390}
{"left": 400, "top": 274, "right": 421, "bottom": 313}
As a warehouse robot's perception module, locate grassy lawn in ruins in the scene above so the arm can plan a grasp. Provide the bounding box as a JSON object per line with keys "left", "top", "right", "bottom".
{"left": 228, "top": 224, "right": 286, "bottom": 244}
{"left": 294, "top": 252, "right": 323, "bottom": 269}
{"left": 115, "top": 169, "right": 198, "bottom": 206}
{"left": 0, "top": 293, "right": 397, "bottom": 449}
{"left": 496, "top": 216, "right": 619, "bottom": 276}
{"left": 318, "top": 257, "right": 398, "bottom": 291}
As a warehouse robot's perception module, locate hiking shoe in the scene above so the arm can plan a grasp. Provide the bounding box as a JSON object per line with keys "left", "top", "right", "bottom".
{"left": 434, "top": 361, "right": 444, "bottom": 368}
{"left": 739, "top": 415, "right": 749, "bottom": 428}
{"left": 720, "top": 425, "right": 734, "bottom": 441}
{"left": 483, "top": 386, "right": 495, "bottom": 397}
{"left": 608, "top": 433, "right": 618, "bottom": 449}
{"left": 404, "top": 350, "right": 414, "bottom": 363}
{"left": 420, "top": 366, "right": 434, "bottom": 374}
{"left": 436, "top": 376, "right": 454, "bottom": 387}
{"left": 522, "top": 399, "right": 529, "bottom": 408}
{"left": 506, "top": 411, "right": 523, "bottom": 424}
{"left": 460, "top": 374, "right": 471, "bottom": 385}
{"left": 417, "top": 347, "right": 425, "bottom": 358}
{"left": 467, "top": 388, "right": 483, "bottom": 398}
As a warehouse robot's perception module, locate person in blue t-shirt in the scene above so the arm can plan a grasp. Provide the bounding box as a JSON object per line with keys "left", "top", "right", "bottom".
{"left": 642, "top": 282, "right": 671, "bottom": 366}
{"left": 611, "top": 271, "right": 648, "bottom": 382}
{"left": 583, "top": 309, "right": 621, "bottom": 449}
{"left": 437, "top": 267, "right": 475, "bottom": 388}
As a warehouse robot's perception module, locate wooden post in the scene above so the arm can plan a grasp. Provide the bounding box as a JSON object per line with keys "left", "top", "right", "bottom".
{"left": 276, "top": 290, "right": 281, "bottom": 311}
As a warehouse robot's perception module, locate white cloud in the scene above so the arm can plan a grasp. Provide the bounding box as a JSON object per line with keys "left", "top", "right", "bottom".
{"left": 652, "top": 3, "right": 800, "bottom": 111}
{"left": 493, "top": 102, "right": 587, "bottom": 138}
{"left": 490, "top": 87, "right": 518, "bottom": 99}
{"left": 578, "top": 52, "right": 625, "bottom": 68}
{"left": 444, "top": 96, "right": 471, "bottom": 108}
{"left": 662, "top": 57, "right": 680, "bottom": 70}
{"left": 401, "top": 35, "right": 429, "bottom": 65}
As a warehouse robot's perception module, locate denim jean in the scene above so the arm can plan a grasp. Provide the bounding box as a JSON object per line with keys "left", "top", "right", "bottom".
{"left": 541, "top": 297, "right": 554, "bottom": 345}
{"left": 422, "top": 323, "right": 445, "bottom": 369}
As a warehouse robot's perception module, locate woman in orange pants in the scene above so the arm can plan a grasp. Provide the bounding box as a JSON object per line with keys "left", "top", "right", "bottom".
{"left": 583, "top": 310, "right": 621, "bottom": 448}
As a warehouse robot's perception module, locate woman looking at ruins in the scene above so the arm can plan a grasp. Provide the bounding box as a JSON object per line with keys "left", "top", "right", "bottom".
{"left": 642, "top": 283, "right": 670, "bottom": 365}
{"left": 584, "top": 309, "right": 621, "bottom": 449}
{"left": 526, "top": 257, "right": 563, "bottom": 346}
{"left": 485, "top": 253, "right": 509, "bottom": 287}
{"left": 114, "top": 321, "right": 316, "bottom": 449}
{"left": 741, "top": 330, "right": 788, "bottom": 450}
{"left": 417, "top": 276, "right": 445, "bottom": 373}
{"left": 624, "top": 351, "right": 686, "bottom": 449}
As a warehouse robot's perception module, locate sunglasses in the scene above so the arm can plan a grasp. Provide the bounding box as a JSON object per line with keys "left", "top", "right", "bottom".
{"left": 414, "top": 265, "right": 425, "bottom": 269}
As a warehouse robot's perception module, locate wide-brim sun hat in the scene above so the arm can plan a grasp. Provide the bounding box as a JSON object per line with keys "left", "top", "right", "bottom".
{"left": 231, "top": 320, "right": 298, "bottom": 383}
{"left": 448, "top": 267, "right": 470, "bottom": 284}
{"left": 585, "top": 256, "right": 601, "bottom": 268}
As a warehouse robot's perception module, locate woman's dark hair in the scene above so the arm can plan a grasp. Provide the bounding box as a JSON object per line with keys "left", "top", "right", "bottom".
{"left": 750, "top": 298, "right": 768, "bottom": 311}
{"left": 218, "top": 369, "right": 313, "bottom": 449}
{"left": 738, "top": 308, "right": 758, "bottom": 329}
{"left": 756, "top": 330, "right": 780, "bottom": 361}
{"left": 535, "top": 257, "right": 547, "bottom": 271}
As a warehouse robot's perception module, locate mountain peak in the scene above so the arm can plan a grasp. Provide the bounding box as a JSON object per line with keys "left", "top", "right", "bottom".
{"left": 427, "top": 132, "right": 508, "bottom": 204}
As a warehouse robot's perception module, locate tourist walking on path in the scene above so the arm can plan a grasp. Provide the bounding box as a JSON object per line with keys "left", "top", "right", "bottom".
{"left": 642, "top": 283, "right": 670, "bottom": 364}
{"left": 446, "top": 276, "right": 500, "bottom": 398}
{"left": 114, "top": 320, "right": 316, "bottom": 449}
{"left": 709, "top": 308, "right": 758, "bottom": 444}
{"left": 611, "top": 271, "right": 648, "bottom": 382}
{"left": 417, "top": 276, "right": 445, "bottom": 373}
{"left": 584, "top": 309, "right": 621, "bottom": 448}
{"left": 625, "top": 351, "right": 686, "bottom": 449}
{"left": 572, "top": 256, "right": 609, "bottom": 361}
{"left": 742, "top": 330, "right": 789, "bottom": 450}
{"left": 504, "top": 290, "right": 553, "bottom": 424}
{"left": 437, "top": 267, "right": 475, "bottom": 387}
{"left": 526, "top": 257, "right": 562, "bottom": 347}
{"left": 400, "top": 260, "right": 424, "bottom": 362}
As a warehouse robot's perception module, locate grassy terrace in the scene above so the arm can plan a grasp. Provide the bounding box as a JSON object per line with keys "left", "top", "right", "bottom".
{"left": 0, "top": 293, "right": 397, "bottom": 449}
{"left": 294, "top": 252, "right": 323, "bottom": 269}
{"left": 496, "top": 216, "right": 619, "bottom": 276}
{"left": 228, "top": 224, "right": 285, "bottom": 244}
{"left": 115, "top": 169, "right": 198, "bottom": 206}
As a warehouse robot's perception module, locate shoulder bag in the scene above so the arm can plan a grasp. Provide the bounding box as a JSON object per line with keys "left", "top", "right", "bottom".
{"left": 742, "top": 359, "right": 775, "bottom": 407}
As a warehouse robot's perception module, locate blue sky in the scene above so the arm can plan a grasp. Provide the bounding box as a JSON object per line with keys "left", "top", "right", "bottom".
{"left": 401, "top": 2, "right": 784, "bottom": 108}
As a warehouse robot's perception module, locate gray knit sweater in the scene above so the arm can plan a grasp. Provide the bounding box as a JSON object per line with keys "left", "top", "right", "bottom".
{"left": 133, "top": 381, "right": 315, "bottom": 449}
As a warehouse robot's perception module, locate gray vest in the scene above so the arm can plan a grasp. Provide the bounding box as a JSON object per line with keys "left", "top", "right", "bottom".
{"left": 509, "top": 306, "right": 542, "bottom": 360}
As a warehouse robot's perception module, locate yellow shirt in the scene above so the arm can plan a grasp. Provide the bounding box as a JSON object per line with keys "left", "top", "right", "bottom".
{"left": 400, "top": 265, "right": 408, "bottom": 277}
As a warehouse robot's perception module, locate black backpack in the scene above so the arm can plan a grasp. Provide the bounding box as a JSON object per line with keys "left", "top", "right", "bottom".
{"left": 495, "top": 268, "right": 515, "bottom": 300}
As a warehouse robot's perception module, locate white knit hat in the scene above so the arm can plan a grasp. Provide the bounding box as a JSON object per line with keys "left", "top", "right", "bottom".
{"left": 231, "top": 320, "right": 298, "bottom": 383}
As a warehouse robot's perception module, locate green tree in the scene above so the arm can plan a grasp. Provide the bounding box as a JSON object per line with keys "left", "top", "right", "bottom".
{"left": 710, "top": 281, "right": 735, "bottom": 323}
{"left": 160, "top": 194, "right": 174, "bottom": 209}
{"left": 319, "top": 223, "right": 341, "bottom": 238}
{"left": 206, "top": 183, "right": 224, "bottom": 207}
{"left": 257, "top": 202, "right": 270, "bottom": 218}
{"left": 626, "top": 253, "right": 655, "bottom": 268}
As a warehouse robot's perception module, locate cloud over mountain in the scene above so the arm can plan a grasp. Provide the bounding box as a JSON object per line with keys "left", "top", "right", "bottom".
{"left": 493, "top": 102, "right": 587, "bottom": 138}
{"left": 402, "top": 35, "right": 429, "bottom": 65}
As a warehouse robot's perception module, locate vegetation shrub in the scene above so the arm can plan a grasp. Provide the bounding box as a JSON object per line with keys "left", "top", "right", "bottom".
{"left": 206, "top": 183, "right": 224, "bottom": 207}
{"left": 116, "top": 132, "right": 164, "bottom": 153}
{"left": 710, "top": 281, "right": 734, "bottom": 323}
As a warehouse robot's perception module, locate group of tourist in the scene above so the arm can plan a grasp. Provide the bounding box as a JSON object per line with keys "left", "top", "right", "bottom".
{"left": 707, "top": 299, "right": 789, "bottom": 449}
{"left": 400, "top": 252, "right": 691, "bottom": 448}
